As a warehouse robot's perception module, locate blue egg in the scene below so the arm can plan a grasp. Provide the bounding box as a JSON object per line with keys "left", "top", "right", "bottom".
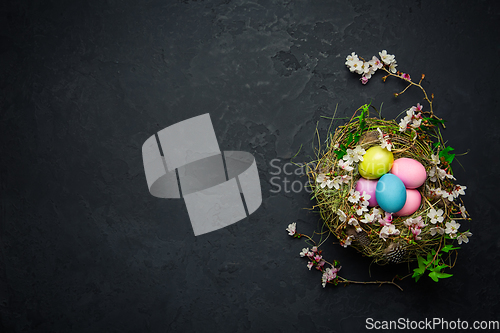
{"left": 376, "top": 174, "right": 407, "bottom": 213}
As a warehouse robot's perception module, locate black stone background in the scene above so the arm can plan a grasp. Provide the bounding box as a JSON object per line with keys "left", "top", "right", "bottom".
{"left": 1, "top": 0, "right": 499, "bottom": 332}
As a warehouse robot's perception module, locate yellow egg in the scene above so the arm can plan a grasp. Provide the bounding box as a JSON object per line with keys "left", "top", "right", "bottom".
{"left": 358, "top": 146, "right": 394, "bottom": 179}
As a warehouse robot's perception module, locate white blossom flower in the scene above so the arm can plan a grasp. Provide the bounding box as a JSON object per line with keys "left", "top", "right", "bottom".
{"left": 359, "top": 191, "right": 371, "bottom": 206}
{"left": 342, "top": 235, "right": 354, "bottom": 248}
{"left": 429, "top": 226, "right": 445, "bottom": 236}
{"left": 307, "top": 262, "right": 314, "bottom": 270}
{"left": 317, "top": 173, "right": 346, "bottom": 190}
{"left": 353, "top": 146, "right": 366, "bottom": 158}
{"left": 300, "top": 248, "right": 309, "bottom": 257}
{"left": 371, "top": 208, "right": 383, "bottom": 220}
{"left": 351, "top": 59, "right": 364, "bottom": 74}
{"left": 345, "top": 52, "right": 358, "bottom": 62}
{"left": 342, "top": 152, "right": 355, "bottom": 164}
{"left": 442, "top": 190, "right": 455, "bottom": 202}
{"left": 345, "top": 52, "right": 364, "bottom": 74}
{"left": 321, "top": 266, "right": 340, "bottom": 287}
{"left": 459, "top": 204, "right": 467, "bottom": 219}
{"left": 360, "top": 212, "right": 375, "bottom": 224}
{"left": 348, "top": 189, "right": 361, "bottom": 204}
{"left": 363, "top": 66, "right": 376, "bottom": 80}
{"left": 445, "top": 220, "right": 460, "bottom": 236}
{"left": 379, "top": 50, "right": 395, "bottom": 65}
{"left": 361, "top": 208, "right": 382, "bottom": 223}
{"left": 286, "top": 222, "right": 297, "bottom": 236}
{"left": 356, "top": 204, "right": 369, "bottom": 216}
{"left": 404, "top": 217, "right": 416, "bottom": 227}
{"left": 406, "top": 107, "right": 415, "bottom": 118}
{"left": 369, "top": 56, "right": 383, "bottom": 70}
{"left": 348, "top": 217, "right": 361, "bottom": 232}
{"left": 431, "top": 154, "right": 440, "bottom": 165}
{"left": 345, "top": 53, "right": 364, "bottom": 74}
{"left": 412, "top": 227, "right": 423, "bottom": 241}
{"left": 316, "top": 173, "right": 329, "bottom": 188}
{"left": 286, "top": 222, "right": 296, "bottom": 236}
{"left": 410, "top": 115, "right": 422, "bottom": 129}
{"left": 428, "top": 166, "right": 454, "bottom": 182}
{"left": 331, "top": 176, "right": 343, "bottom": 190}
{"left": 360, "top": 61, "right": 371, "bottom": 75}
{"left": 389, "top": 61, "right": 398, "bottom": 73}
{"left": 426, "top": 185, "right": 443, "bottom": 199}
{"left": 338, "top": 159, "right": 354, "bottom": 172}
{"left": 337, "top": 209, "right": 347, "bottom": 222}
{"left": 348, "top": 217, "right": 357, "bottom": 225}
{"left": 380, "top": 138, "right": 392, "bottom": 151}
{"left": 404, "top": 216, "right": 427, "bottom": 232}
{"left": 453, "top": 185, "right": 467, "bottom": 197}
{"left": 414, "top": 218, "right": 427, "bottom": 229}
{"left": 343, "top": 146, "right": 366, "bottom": 164}
{"left": 377, "top": 128, "right": 393, "bottom": 151}
{"left": 379, "top": 224, "right": 400, "bottom": 240}
{"left": 427, "top": 208, "right": 444, "bottom": 224}
{"left": 378, "top": 212, "right": 393, "bottom": 226}
{"left": 399, "top": 106, "right": 424, "bottom": 131}
{"left": 398, "top": 117, "right": 410, "bottom": 132}
{"left": 457, "top": 231, "right": 472, "bottom": 245}
{"left": 427, "top": 166, "right": 436, "bottom": 182}
{"left": 340, "top": 175, "right": 352, "bottom": 184}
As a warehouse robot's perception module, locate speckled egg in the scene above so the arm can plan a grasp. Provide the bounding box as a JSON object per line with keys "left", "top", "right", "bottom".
{"left": 390, "top": 158, "right": 427, "bottom": 189}
{"left": 376, "top": 174, "right": 407, "bottom": 213}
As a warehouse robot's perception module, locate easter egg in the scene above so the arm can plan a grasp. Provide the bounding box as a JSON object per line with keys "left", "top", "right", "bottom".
{"left": 376, "top": 174, "right": 407, "bottom": 213}
{"left": 358, "top": 146, "right": 394, "bottom": 179}
{"left": 394, "top": 189, "right": 422, "bottom": 217}
{"left": 355, "top": 178, "right": 378, "bottom": 207}
{"left": 391, "top": 158, "right": 427, "bottom": 189}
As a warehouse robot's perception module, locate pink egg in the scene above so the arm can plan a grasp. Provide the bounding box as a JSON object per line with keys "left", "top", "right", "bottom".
{"left": 355, "top": 178, "right": 378, "bottom": 207}
{"left": 390, "top": 158, "right": 427, "bottom": 189}
{"left": 394, "top": 189, "right": 421, "bottom": 216}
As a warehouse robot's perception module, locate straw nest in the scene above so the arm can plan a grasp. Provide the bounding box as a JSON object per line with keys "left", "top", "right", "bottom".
{"left": 310, "top": 105, "right": 468, "bottom": 265}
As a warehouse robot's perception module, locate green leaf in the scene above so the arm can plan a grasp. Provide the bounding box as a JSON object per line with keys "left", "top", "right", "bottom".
{"left": 353, "top": 132, "right": 361, "bottom": 145}
{"left": 416, "top": 255, "right": 426, "bottom": 268}
{"left": 430, "top": 265, "right": 447, "bottom": 273}
{"left": 428, "top": 271, "right": 440, "bottom": 282}
{"left": 441, "top": 244, "right": 461, "bottom": 253}
{"left": 425, "top": 253, "right": 433, "bottom": 265}
{"left": 439, "top": 146, "right": 455, "bottom": 163}
{"left": 334, "top": 144, "right": 347, "bottom": 159}
{"left": 413, "top": 256, "right": 426, "bottom": 282}
{"left": 357, "top": 104, "right": 368, "bottom": 131}
{"left": 412, "top": 270, "right": 423, "bottom": 282}
{"left": 334, "top": 150, "right": 346, "bottom": 159}
{"left": 346, "top": 133, "right": 354, "bottom": 146}
{"left": 428, "top": 270, "right": 453, "bottom": 282}
{"left": 436, "top": 272, "right": 453, "bottom": 279}
{"left": 423, "top": 117, "right": 446, "bottom": 126}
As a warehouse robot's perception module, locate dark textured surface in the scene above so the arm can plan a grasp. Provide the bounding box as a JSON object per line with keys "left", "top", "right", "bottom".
{"left": 1, "top": 0, "right": 500, "bottom": 332}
